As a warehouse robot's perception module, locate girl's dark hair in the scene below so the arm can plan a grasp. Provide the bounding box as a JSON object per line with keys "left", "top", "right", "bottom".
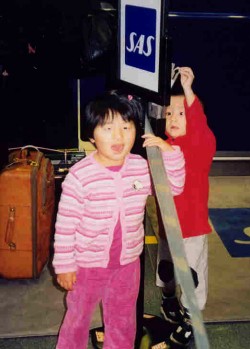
{"left": 82, "top": 90, "right": 144, "bottom": 139}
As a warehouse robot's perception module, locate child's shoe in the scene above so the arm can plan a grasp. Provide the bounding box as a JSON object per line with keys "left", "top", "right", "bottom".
{"left": 169, "top": 321, "right": 193, "bottom": 348}
{"left": 169, "top": 308, "right": 193, "bottom": 348}
{"left": 160, "top": 296, "right": 185, "bottom": 324}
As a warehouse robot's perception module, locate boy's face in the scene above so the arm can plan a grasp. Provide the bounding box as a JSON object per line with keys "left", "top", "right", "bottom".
{"left": 165, "top": 95, "right": 187, "bottom": 138}
{"left": 90, "top": 112, "right": 136, "bottom": 166}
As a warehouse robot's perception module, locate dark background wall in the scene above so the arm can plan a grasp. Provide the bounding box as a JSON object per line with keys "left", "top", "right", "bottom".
{"left": 168, "top": 25, "right": 250, "bottom": 151}
{"left": 0, "top": 1, "right": 117, "bottom": 150}
{"left": 0, "top": 1, "right": 250, "bottom": 152}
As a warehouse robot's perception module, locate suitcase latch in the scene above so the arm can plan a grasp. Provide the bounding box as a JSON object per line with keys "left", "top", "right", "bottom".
{"left": 8, "top": 241, "right": 16, "bottom": 251}
{"left": 5, "top": 207, "right": 17, "bottom": 251}
{"left": 27, "top": 160, "right": 39, "bottom": 167}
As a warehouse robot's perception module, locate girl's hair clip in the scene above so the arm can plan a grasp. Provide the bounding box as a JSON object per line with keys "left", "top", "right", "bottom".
{"left": 128, "top": 95, "right": 133, "bottom": 101}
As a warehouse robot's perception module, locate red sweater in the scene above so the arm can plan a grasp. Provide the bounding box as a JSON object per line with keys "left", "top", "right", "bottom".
{"left": 166, "top": 97, "right": 216, "bottom": 238}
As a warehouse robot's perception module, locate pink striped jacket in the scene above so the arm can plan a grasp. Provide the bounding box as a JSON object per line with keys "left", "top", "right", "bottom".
{"left": 53, "top": 148, "right": 185, "bottom": 274}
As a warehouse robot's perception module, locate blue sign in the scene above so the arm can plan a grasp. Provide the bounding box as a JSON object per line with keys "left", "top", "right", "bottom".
{"left": 125, "top": 5, "right": 156, "bottom": 73}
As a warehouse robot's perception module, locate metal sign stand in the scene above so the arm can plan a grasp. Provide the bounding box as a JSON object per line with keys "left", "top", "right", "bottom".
{"left": 117, "top": 1, "right": 210, "bottom": 348}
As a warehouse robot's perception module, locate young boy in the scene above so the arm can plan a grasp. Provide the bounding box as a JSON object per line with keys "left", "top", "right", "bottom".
{"left": 156, "top": 67, "right": 216, "bottom": 347}
{"left": 52, "top": 91, "right": 185, "bottom": 349}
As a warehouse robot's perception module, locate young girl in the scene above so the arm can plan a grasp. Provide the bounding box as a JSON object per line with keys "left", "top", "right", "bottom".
{"left": 52, "top": 91, "right": 185, "bottom": 349}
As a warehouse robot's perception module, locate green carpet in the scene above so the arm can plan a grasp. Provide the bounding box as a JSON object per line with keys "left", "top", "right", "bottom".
{"left": 208, "top": 208, "right": 250, "bottom": 257}
{"left": 1, "top": 176, "right": 249, "bottom": 340}
{"left": 205, "top": 176, "right": 250, "bottom": 322}
{"left": 145, "top": 184, "right": 250, "bottom": 323}
{"left": 203, "top": 225, "right": 250, "bottom": 322}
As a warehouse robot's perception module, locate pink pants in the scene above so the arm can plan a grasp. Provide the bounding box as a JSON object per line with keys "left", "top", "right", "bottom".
{"left": 56, "top": 259, "right": 140, "bottom": 349}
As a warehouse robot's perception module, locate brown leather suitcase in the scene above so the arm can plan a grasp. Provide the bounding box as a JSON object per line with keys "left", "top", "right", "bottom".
{"left": 0, "top": 147, "right": 55, "bottom": 279}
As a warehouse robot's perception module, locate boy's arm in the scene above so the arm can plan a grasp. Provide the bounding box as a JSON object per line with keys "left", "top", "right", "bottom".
{"left": 180, "top": 66, "right": 213, "bottom": 134}
{"left": 142, "top": 134, "right": 185, "bottom": 196}
{"left": 177, "top": 66, "right": 216, "bottom": 170}
{"left": 184, "top": 97, "right": 216, "bottom": 171}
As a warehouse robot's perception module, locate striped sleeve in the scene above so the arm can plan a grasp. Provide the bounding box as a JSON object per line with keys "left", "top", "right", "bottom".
{"left": 161, "top": 145, "right": 185, "bottom": 196}
{"left": 52, "top": 172, "right": 84, "bottom": 274}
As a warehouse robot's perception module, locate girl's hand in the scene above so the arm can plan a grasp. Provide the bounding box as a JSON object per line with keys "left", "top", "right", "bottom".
{"left": 57, "top": 271, "right": 77, "bottom": 291}
{"left": 142, "top": 134, "right": 173, "bottom": 152}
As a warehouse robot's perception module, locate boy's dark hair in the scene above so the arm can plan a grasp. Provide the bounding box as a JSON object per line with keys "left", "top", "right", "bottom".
{"left": 82, "top": 90, "right": 144, "bottom": 139}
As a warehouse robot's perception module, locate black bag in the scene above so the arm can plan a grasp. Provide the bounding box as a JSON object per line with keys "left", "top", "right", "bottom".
{"left": 89, "top": 314, "right": 176, "bottom": 349}
{"left": 80, "top": 3, "right": 117, "bottom": 75}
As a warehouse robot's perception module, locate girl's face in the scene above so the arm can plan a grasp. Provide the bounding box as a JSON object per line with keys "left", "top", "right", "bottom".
{"left": 165, "top": 95, "right": 187, "bottom": 138}
{"left": 90, "top": 112, "right": 136, "bottom": 166}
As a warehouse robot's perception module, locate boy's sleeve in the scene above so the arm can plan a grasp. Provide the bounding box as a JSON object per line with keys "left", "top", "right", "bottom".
{"left": 161, "top": 146, "right": 185, "bottom": 196}
{"left": 52, "top": 172, "right": 84, "bottom": 274}
{"left": 184, "top": 96, "right": 216, "bottom": 170}
{"left": 184, "top": 96, "right": 208, "bottom": 132}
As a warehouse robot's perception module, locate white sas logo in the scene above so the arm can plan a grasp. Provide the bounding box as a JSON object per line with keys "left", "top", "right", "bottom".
{"left": 126, "top": 32, "right": 155, "bottom": 57}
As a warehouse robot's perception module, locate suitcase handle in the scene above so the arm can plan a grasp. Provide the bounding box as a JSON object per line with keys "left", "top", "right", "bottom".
{"left": 5, "top": 207, "right": 16, "bottom": 251}
{"left": 7, "top": 145, "right": 42, "bottom": 168}
{"left": 20, "top": 145, "right": 39, "bottom": 153}
{"left": 19, "top": 145, "right": 40, "bottom": 160}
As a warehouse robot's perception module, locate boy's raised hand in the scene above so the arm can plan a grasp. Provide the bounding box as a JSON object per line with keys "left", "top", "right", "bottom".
{"left": 57, "top": 271, "right": 77, "bottom": 291}
{"left": 179, "top": 66, "right": 194, "bottom": 91}
{"left": 178, "top": 66, "right": 195, "bottom": 106}
{"left": 142, "top": 133, "right": 173, "bottom": 152}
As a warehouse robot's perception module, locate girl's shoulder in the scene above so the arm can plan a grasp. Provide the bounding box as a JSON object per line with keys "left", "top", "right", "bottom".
{"left": 128, "top": 153, "right": 148, "bottom": 165}
{"left": 70, "top": 155, "right": 93, "bottom": 171}
{"left": 126, "top": 153, "right": 149, "bottom": 171}
{"left": 128, "top": 153, "right": 146, "bottom": 161}
{"left": 67, "top": 154, "right": 98, "bottom": 180}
